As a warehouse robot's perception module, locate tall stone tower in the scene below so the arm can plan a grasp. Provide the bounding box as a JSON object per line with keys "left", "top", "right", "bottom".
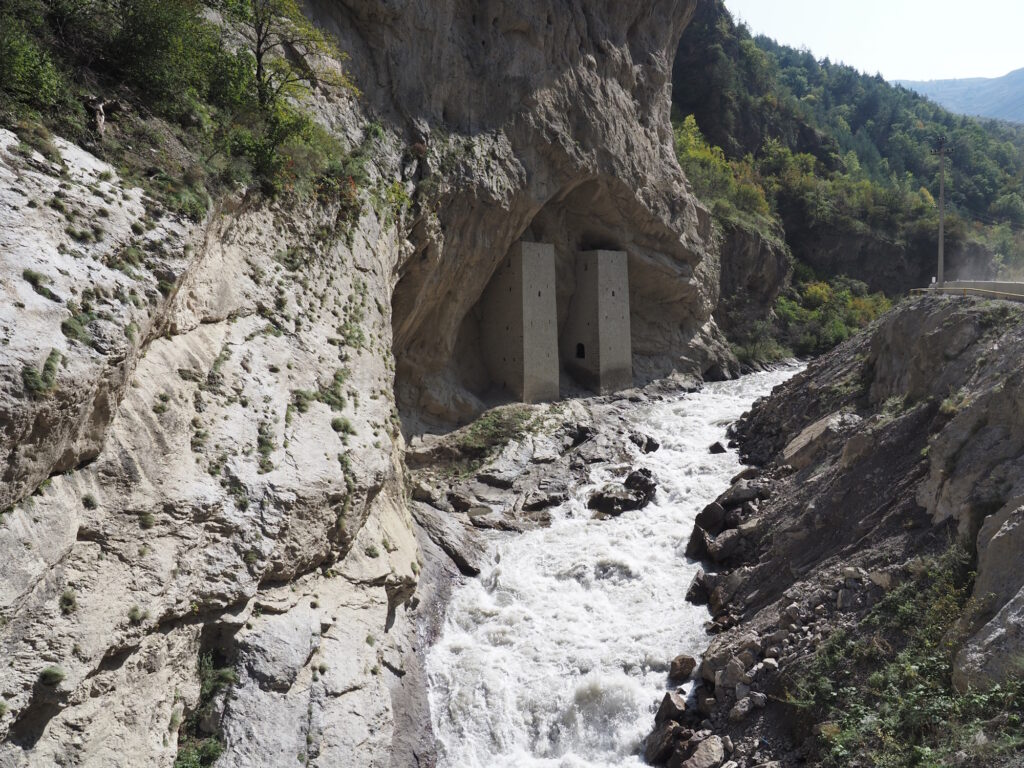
{"left": 480, "top": 242, "right": 560, "bottom": 402}
{"left": 560, "top": 250, "right": 632, "bottom": 393}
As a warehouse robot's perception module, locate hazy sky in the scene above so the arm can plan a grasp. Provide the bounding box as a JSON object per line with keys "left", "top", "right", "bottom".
{"left": 724, "top": 0, "right": 1024, "bottom": 82}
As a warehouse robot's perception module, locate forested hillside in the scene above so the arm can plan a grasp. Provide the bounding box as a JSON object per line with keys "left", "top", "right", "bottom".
{"left": 672, "top": 0, "right": 1024, "bottom": 360}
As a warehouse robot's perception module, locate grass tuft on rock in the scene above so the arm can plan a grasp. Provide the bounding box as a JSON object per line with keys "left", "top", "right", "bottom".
{"left": 22, "top": 349, "right": 62, "bottom": 397}
{"left": 456, "top": 406, "right": 537, "bottom": 460}
{"left": 39, "top": 665, "right": 65, "bottom": 685}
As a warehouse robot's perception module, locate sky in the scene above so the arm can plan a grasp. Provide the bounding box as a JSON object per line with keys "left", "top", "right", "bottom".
{"left": 723, "top": 0, "right": 1024, "bottom": 82}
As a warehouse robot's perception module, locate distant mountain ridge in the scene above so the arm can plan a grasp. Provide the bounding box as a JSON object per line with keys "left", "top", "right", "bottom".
{"left": 898, "top": 68, "right": 1024, "bottom": 124}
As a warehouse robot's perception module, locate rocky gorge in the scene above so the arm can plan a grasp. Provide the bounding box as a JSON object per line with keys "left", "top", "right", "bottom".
{"left": 0, "top": 0, "right": 750, "bottom": 765}
{"left": 2, "top": 1, "right": 1023, "bottom": 768}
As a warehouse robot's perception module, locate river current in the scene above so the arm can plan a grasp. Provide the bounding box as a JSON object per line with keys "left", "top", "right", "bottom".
{"left": 427, "top": 369, "right": 796, "bottom": 768}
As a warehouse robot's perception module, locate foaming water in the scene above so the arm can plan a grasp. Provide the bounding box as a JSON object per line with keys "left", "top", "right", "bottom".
{"left": 427, "top": 369, "right": 797, "bottom": 768}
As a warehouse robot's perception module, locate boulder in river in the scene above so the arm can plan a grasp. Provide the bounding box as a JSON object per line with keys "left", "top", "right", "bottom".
{"left": 669, "top": 654, "right": 698, "bottom": 682}
{"left": 588, "top": 468, "right": 657, "bottom": 515}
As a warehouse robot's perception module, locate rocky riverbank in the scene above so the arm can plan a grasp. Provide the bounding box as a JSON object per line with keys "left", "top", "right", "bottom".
{"left": 645, "top": 295, "right": 1024, "bottom": 768}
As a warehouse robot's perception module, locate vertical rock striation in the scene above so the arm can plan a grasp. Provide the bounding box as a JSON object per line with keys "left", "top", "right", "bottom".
{"left": 1, "top": 1, "right": 730, "bottom": 765}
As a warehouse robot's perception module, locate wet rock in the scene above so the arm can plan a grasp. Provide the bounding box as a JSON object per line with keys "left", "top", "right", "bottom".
{"left": 750, "top": 691, "right": 768, "bottom": 708}
{"left": 686, "top": 570, "right": 710, "bottom": 605}
{"left": 588, "top": 468, "right": 657, "bottom": 516}
{"left": 630, "top": 432, "right": 661, "bottom": 454}
{"left": 625, "top": 467, "right": 657, "bottom": 498}
{"left": 645, "top": 721, "right": 686, "bottom": 765}
{"left": 523, "top": 486, "right": 568, "bottom": 512}
{"left": 686, "top": 527, "right": 712, "bottom": 559}
{"left": 655, "top": 691, "right": 689, "bottom": 725}
{"left": 709, "top": 441, "right": 727, "bottom": 455}
{"left": 695, "top": 502, "right": 726, "bottom": 536}
{"left": 669, "top": 654, "right": 698, "bottom": 682}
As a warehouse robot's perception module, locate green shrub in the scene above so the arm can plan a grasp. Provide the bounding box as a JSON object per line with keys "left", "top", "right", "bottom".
{"left": 128, "top": 605, "right": 148, "bottom": 624}
{"left": 0, "top": 15, "right": 65, "bottom": 111}
{"left": 457, "top": 407, "right": 536, "bottom": 459}
{"left": 22, "top": 268, "right": 58, "bottom": 301}
{"left": 331, "top": 417, "right": 354, "bottom": 435}
{"left": 787, "top": 545, "right": 1024, "bottom": 767}
{"left": 39, "top": 665, "right": 65, "bottom": 685}
{"left": 61, "top": 304, "right": 95, "bottom": 346}
{"left": 81, "top": 493, "right": 97, "bottom": 510}
{"left": 59, "top": 589, "right": 77, "bottom": 614}
{"left": 22, "top": 349, "right": 61, "bottom": 397}
{"left": 257, "top": 421, "right": 274, "bottom": 473}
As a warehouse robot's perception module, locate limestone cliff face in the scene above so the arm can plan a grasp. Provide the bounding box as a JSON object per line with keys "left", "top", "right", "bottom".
{"left": 0, "top": 2, "right": 723, "bottom": 765}
{"left": 309, "top": 0, "right": 728, "bottom": 421}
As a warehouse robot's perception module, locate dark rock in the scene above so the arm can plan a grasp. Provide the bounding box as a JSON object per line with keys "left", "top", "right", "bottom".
{"left": 719, "top": 479, "right": 759, "bottom": 508}
{"left": 567, "top": 422, "right": 595, "bottom": 448}
{"left": 447, "top": 491, "right": 472, "bottom": 512}
{"left": 411, "top": 502, "right": 486, "bottom": 576}
{"left": 630, "top": 432, "right": 661, "bottom": 453}
{"left": 523, "top": 490, "right": 568, "bottom": 512}
{"left": 669, "top": 654, "right": 698, "bottom": 682}
{"left": 644, "top": 721, "right": 684, "bottom": 765}
{"left": 625, "top": 467, "right": 657, "bottom": 500}
{"left": 695, "top": 502, "right": 726, "bottom": 536}
{"left": 709, "top": 441, "right": 727, "bottom": 454}
{"left": 476, "top": 470, "right": 514, "bottom": 490}
{"left": 707, "top": 528, "right": 741, "bottom": 562}
{"left": 685, "top": 526, "right": 711, "bottom": 559}
{"left": 655, "top": 691, "right": 688, "bottom": 725}
{"left": 672, "top": 734, "right": 724, "bottom": 768}
{"left": 588, "top": 468, "right": 657, "bottom": 515}
{"left": 685, "top": 570, "right": 709, "bottom": 605}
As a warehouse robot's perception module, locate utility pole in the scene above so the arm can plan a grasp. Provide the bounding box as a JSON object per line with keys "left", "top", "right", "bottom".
{"left": 933, "top": 135, "right": 947, "bottom": 286}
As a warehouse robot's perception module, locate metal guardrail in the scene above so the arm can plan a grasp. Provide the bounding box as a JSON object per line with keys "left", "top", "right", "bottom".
{"left": 913, "top": 284, "right": 1024, "bottom": 303}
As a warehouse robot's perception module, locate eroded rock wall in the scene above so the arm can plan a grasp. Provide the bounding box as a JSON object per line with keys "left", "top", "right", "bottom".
{"left": 308, "top": 0, "right": 729, "bottom": 421}
{"left": 0, "top": 120, "right": 419, "bottom": 766}
{"left": 1, "top": 1, "right": 726, "bottom": 765}
{"left": 659, "top": 295, "right": 1024, "bottom": 765}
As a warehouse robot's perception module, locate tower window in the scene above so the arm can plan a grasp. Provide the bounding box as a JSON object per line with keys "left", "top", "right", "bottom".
{"left": 576, "top": 343, "right": 586, "bottom": 359}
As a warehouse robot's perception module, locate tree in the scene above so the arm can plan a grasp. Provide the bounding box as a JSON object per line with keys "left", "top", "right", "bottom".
{"left": 219, "top": 0, "right": 356, "bottom": 111}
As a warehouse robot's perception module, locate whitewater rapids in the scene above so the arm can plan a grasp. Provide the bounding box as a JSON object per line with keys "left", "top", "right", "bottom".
{"left": 427, "top": 369, "right": 796, "bottom": 767}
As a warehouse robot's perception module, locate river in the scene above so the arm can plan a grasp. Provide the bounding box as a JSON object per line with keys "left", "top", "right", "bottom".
{"left": 426, "top": 369, "right": 796, "bottom": 768}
